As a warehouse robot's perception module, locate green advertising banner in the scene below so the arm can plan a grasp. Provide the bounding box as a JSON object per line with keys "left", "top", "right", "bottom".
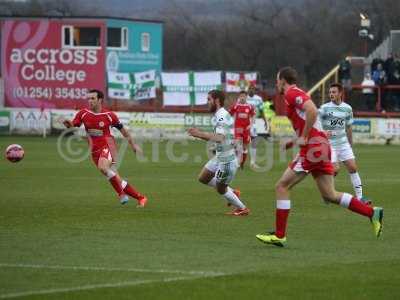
{"left": 0, "top": 111, "right": 10, "bottom": 134}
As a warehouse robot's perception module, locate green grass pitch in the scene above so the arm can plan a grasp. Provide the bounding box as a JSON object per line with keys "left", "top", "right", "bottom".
{"left": 1, "top": 136, "right": 399, "bottom": 299}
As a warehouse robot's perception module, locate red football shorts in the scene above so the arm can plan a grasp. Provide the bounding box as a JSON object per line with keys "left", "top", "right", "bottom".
{"left": 234, "top": 128, "right": 251, "bottom": 145}
{"left": 289, "top": 143, "right": 334, "bottom": 177}
{"left": 91, "top": 146, "right": 116, "bottom": 166}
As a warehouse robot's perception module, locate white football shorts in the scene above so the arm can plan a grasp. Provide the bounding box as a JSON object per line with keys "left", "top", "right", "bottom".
{"left": 204, "top": 157, "right": 239, "bottom": 184}
{"left": 250, "top": 124, "right": 257, "bottom": 138}
{"left": 331, "top": 143, "right": 355, "bottom": 163}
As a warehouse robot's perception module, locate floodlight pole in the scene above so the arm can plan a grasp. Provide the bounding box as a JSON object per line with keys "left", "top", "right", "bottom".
{"left": 359, "top": 13, "right": 371, "bottom": 58}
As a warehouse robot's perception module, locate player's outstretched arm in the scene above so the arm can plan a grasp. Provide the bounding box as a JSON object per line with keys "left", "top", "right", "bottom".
{"left": 187, "top": 128, "right": 224, "bottom": 142}
{"left": 65, "top": 110, "right": 84, "bottom": 128}
{"left": 63, "top": 120, "right": 74, "bottom": 128}
{"left": 120, "top": 127, "right": 143, "bottom": 154}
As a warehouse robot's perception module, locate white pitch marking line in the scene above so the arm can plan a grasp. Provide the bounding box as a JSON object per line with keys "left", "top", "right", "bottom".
{"left": 0, "top": 274, "right": 228, "bottom": 299}
{"left": 0, "top": 263, "right": 224, "bottom": 276}
{"left": 2, "top": 176, "right": 400, "bottom": 183}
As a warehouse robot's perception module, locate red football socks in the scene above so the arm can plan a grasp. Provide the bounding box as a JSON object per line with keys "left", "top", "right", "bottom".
{"left": 123, "top": 183, "right": 143, "bottom": 200}
{"left": 348, "top": 197, "right": 373, "bottom": 217}
{"left": 109, "top": 175, "right": 124, "bottom": 196}
{"left": 276, "top": 209, "right": 290, "bottom": 238}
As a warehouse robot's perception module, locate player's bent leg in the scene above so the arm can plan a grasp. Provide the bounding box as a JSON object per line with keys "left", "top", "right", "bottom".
{"left": 216, "top": 179, "right": 240, "bottom": 203}
{"left": 215, "top": 162, "right": 248, "bottom": 215}
{"left": 275, "top": 167, "right": 307, "bottom": 199}
{"left": 275, "top": 168, "right": 306, "bottom": 237}
{"left": 198, "top": 167, "right": 216, "bottom": 185}
{"left": 315, "top": 174, "right": 370, "bottom": 212}
{"left": 199, "top": 163, "right": 239, "bottom": 197}
{"left": 313, "top": 174, "right": 341, "bottom": 204}
{"left": 98, "top": 157, "right": 128, "bottom": 204}
{"left": 217, "top": 182, "right": 249, "bottom": 216}
{"left": 120, "top": 179, "right": 147, "bottom": 207}
{"left": 106, "top": 159, "right": 147, "bottom": 207}
{"left": 257, "top": 168, "right": 307, "bottom": 245}
{"left": 97, "top": 156, "right": 113, "bottom": 175}
{"left": 343, "top": 159, "right": 364, "bottom": 200}
{"left": 344, "top": 159, "right": 358, "bottom": 173}
{"left": 314, "top": 174, "right": 382, "bottom": 237}
{"left": 216, "top": 182, "right": 228, "bottom": 194}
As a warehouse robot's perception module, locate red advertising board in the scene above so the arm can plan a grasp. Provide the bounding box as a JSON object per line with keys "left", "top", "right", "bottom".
{"left": 1, "top": 19, "right": 105, "bottom": 109}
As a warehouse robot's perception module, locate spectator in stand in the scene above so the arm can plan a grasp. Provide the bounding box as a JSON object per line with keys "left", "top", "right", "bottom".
{"left": 339, "top": 57, "right": 352, "bottom": 91}
{"left": 384, "top": 53, "right": 396, "bottom": 81}
{"left": 388, "top": 69, "right": 400, "bottom": 85}
{"left": 261, "top": 79, "right": 268, "bottom": 91}
{"left": 387, "top": 69, "right": 400, "bottom": 111}
{"left": 371, "top": 57, "right": 385, "bottom": 73}
{"left": 372, "top": 63, "right": 387, "bottom": 111}
{"left": 393, "top": 52, "right": 400, "bottom": 70}
{"left": 361, "top": 73, "right": 376, "bottom": 111}
{"left": 372, "top": 63, "right": 387, "bottom": 85}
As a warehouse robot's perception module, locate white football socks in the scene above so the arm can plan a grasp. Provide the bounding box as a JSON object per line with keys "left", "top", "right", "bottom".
{"left": 350, "top": 172, "right": 363, "bottom": 199}
{"left": 339, "top": 193, "right": 353, "bottom": 208}
{"left": 249, "top": 147, "right": 256, "bottom": 164}
{"left": 223, "top": 190, "right": 245, "bottom": 209}
{"left": 207, "top": 177, "right": 243, "bottom": 208}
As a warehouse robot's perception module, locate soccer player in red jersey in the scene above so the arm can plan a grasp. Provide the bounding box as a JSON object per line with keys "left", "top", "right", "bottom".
{"left": 229, "top": 90, "right": 255, "bottom": 169}
{"left": 256, "top": 67, "right": 383, "bottom": 246}
{"left": 63, "top": 89, "right": 147, "bottom": 207}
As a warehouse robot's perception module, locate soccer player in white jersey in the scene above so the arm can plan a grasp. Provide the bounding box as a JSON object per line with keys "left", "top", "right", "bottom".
{"left": 188, "top": 90, "right": 250, "bottom": 216}
{"left": 319, "top": 83, "right": 366, "bottom": 202}
{"left": 246, "top": 85, "right": 267, "bottom": 168}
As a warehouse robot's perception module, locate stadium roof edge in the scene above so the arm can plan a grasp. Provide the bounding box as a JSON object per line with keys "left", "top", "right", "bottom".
{"left": 0, "top": 15, "right": 163, "bottom": 24}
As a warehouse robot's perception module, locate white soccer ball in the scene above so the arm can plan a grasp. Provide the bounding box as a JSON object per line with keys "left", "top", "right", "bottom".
{"left": 5, "top": 144, "right": 25, "bottom": 163}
